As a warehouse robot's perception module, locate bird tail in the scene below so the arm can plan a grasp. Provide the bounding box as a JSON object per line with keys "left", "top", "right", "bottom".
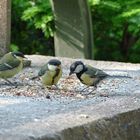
{"left": 108, "top": 75, "right": 132, "bottom": 79}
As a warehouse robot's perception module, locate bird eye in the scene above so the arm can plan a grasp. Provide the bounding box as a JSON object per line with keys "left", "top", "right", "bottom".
{"left": 70, "top": 65, "right": 75, "bottom": 71}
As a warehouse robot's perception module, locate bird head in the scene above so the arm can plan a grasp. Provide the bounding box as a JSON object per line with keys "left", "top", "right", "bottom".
{"left": 47, "top": 59, "right": 61, "bottom": 71}
{"left": 69, "top": 61, "right": 85, "bottom": 75}
{"left": 11, "top": 52, "right": 26, "bottom": 61}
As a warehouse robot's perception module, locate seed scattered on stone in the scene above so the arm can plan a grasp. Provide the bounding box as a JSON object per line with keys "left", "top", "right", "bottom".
{"left": 79, "top": 114, "right": 89, "bottom": 118}
{"left": 46, "top": 94, "right": 51, "bottom": 99}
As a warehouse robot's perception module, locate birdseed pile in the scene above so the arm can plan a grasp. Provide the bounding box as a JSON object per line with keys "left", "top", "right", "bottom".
{"left": 0, "top": 55, "right": 140, "bottom": 100}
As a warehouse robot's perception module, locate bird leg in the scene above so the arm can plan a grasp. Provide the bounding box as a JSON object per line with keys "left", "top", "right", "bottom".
{"left": 4, "top": 79, "right": 18, "bottom": 87}
{"left": 80, "top": 86, "right": 90, "bottom": 92}
{"left": 54, "top": 84, "right": 60, "bottom": 90}
{"left": 87, "top": 86, "right": 97, "bottom": 95}
{"left": 81, "top": 85, "right": 97, "bottom": 95}
{"left": 47, "top": 85, "right": 60, "bottom": 90}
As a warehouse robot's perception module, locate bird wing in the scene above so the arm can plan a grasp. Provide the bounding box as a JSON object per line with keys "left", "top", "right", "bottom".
{"left": 0, "top": 52, "right": 13, "bottom": 64}
{"left": 85, "top": 65, "right": 108, "bottom": 78}
{"left": 38, "top": 64, "right": 48, "bottom": 76}
{"left": 0, "top": 59, "right": 21, "bottom": 71}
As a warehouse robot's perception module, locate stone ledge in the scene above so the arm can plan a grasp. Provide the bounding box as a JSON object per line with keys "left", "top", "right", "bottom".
{"left": 0, "top": 96, "right": 140, "bottom": 140}
{"left": 0, "top": 55, "right": 140, "bottom": 140}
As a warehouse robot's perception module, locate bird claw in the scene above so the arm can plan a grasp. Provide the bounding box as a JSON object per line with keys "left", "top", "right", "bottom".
{"left": 47, "top": 85, "right": 60, "bottom": 90}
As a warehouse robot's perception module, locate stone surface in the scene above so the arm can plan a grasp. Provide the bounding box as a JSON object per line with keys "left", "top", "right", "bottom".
{"left": 0, "top": 55, "right": 140, "bottom": 140}
{"left": 51, "top": 0, "right": 94, "bottom": 59}
{"left": 0, "top": 96, "right": 140, "bottom": 140}
{"left": 0, "top": 0, "right": 11, "bottom": 56}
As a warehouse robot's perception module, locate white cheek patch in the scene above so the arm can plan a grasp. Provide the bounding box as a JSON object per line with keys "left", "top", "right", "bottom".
{"left": 48, "top": 64, "right": 57, "bottom": 71}
{"left": 74, "top": 64, "right": 83, "bottom": 73}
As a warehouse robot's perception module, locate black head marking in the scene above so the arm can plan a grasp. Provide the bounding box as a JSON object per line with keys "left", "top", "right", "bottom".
{"left": 11, "top": 51, "right": 25, "bottom": 58}
{"left": 69, "top": 61, "right": 85, "bottom": 75}
{"left": 48, "top": 59, "right": 61, "bottom": 66}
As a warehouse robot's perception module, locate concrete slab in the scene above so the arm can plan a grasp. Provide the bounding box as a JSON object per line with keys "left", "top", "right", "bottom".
{"left": 0, "top": 0, "right": 11, "bottom": 56}
{"left": 51, "top": 0, "right": 94, "bottom": 59}
{"left": 0, "top": 55, "right": 140, "bottom": 139}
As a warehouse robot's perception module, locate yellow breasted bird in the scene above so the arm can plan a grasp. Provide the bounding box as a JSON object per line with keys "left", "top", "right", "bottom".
{"left": 0, "top": 52, "right": 26, "bottom": 86}
{"left": 69, "top": 61, "right": 131, "bottom": 93}
{"left": 32, "top": 59, "right": 62, "bottom": 87}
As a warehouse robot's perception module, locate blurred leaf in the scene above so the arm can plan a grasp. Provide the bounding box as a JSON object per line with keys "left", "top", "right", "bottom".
{"left": 10, "top": 44, "right": 19, "bottom": 52}
{"left": 22, "top": 6, "right": 42, "bottom": 20}
{"left": 121, "top": 8, "right": 140, "bottom": 18}
{"left": 11, "top": 0, "right": 54, "bottom": 55}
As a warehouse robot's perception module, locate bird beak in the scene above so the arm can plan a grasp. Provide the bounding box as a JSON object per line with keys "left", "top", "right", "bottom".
{"left": 23, "top": 55, "right": 27, "bottom": 59}
{"left": 69, "top": 71, "right": 73, "bottom": 76}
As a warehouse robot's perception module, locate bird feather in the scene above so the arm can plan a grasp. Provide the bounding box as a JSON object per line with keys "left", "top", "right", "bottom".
{"left": 0, "top": 59, "right": 20, "bottom": 71}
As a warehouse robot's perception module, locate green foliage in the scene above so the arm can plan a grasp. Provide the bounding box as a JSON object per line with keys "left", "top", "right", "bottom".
{"left": 89, "top": 0, "right": 140, "bottom": 62}
{"left": 11, "top": 0, "right": 54, "bottom": 55}
{"left": 10, "top": 44, "right": 19, "bottom": 52}
{"left": 21, "top": 0, "right": 54, "bottom": 38}
{"left": 11, "top": 0, "right": 140, "bottom": 62}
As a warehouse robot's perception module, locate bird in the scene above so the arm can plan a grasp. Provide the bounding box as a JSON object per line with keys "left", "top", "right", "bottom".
{"left": 69, "top": 61, "right": 131, "bottom": 93}
{"left": 32, "top": 59, "right": 62, "bottom": 88}
{"left": 0, "top": 51, "right": 26, "bottom": 86}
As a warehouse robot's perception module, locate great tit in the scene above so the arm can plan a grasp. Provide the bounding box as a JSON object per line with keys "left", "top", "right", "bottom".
{"left": 32, "top": 59, "right": 62, "bottom": 87}
{"left": 0, "top": 52, "right": 26, "bottom": 86}
{"left": 69, "top": 61, "right": 131, "bottom": 92}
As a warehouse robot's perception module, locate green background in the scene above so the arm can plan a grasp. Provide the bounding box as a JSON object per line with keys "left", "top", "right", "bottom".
{"left": 11, "top": 0, "right": 140, "bottom": 63}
